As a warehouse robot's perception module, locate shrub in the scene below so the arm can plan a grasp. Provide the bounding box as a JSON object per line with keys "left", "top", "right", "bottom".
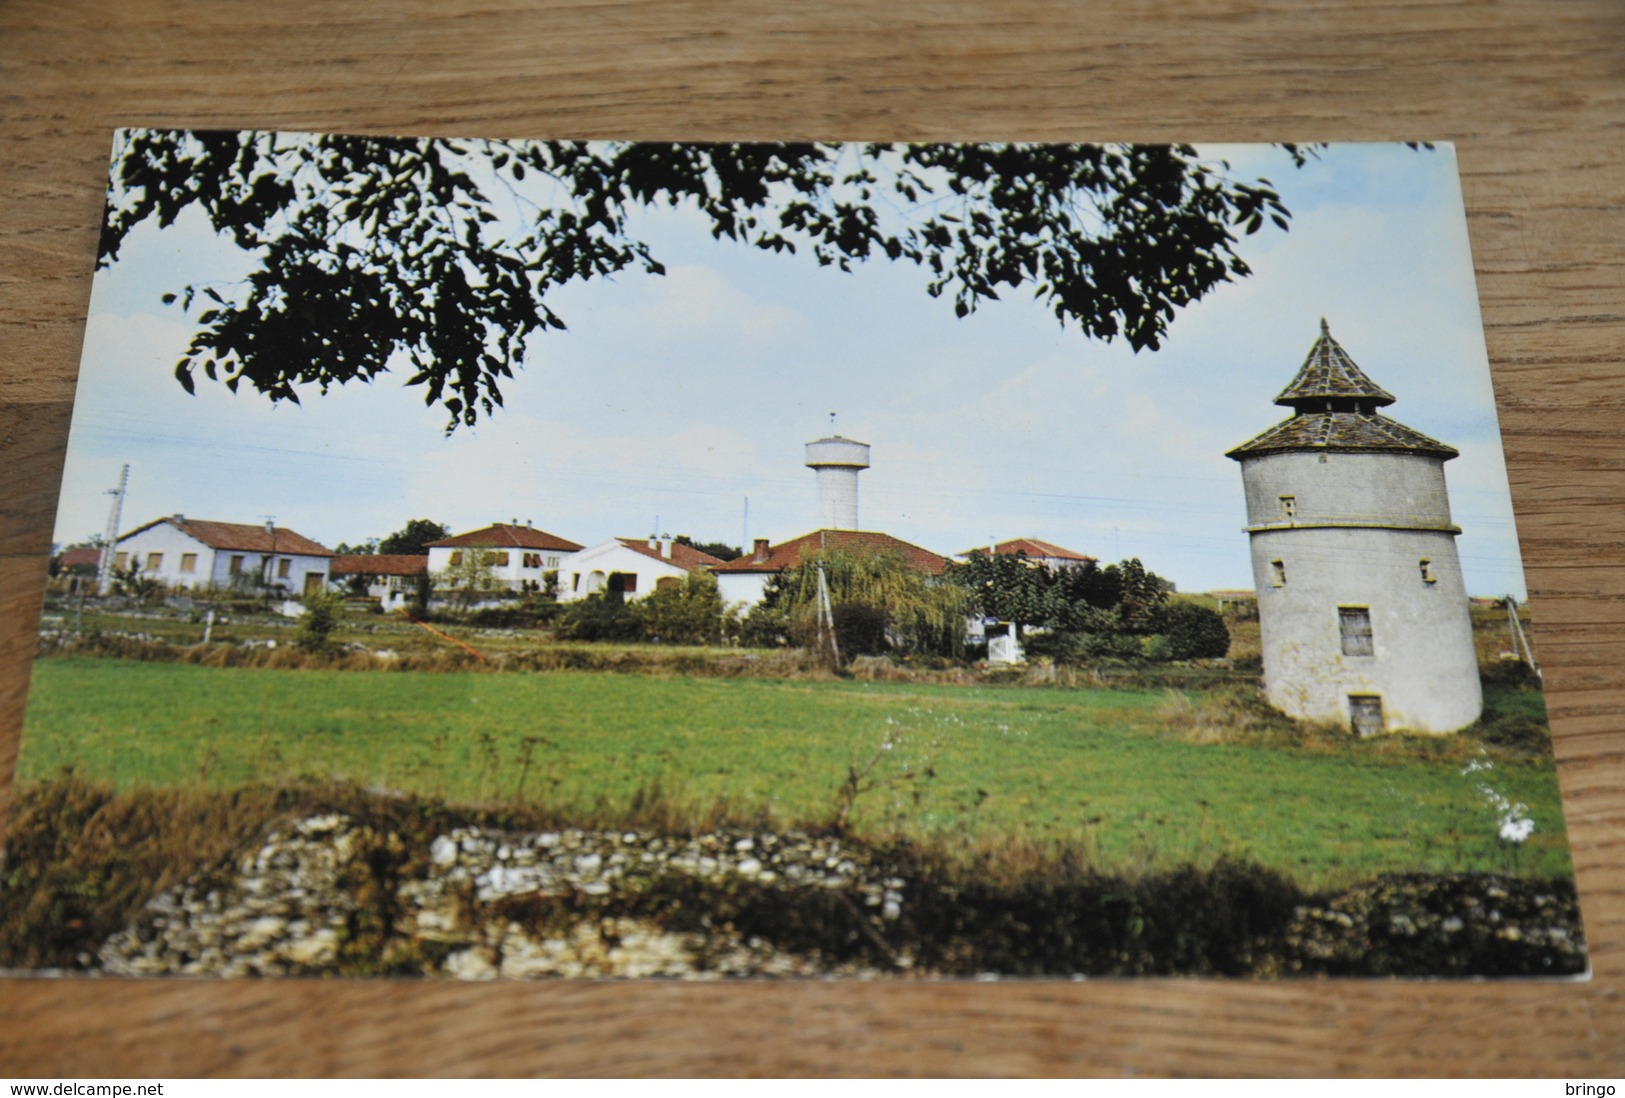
{"left": 1156, "top": 602, "right": 1230, "bottom": 660}
{"left": 556, "top": 594, "right": 643, "bottom": 643}
{"left": 294, "top": 589, "right": 345, "bottom": 653}
{"left": 1142, "top": 634, "right": 1176, "bottom": 662}
{"left": 630, "top": 572, "right": 729, "bottom": 646}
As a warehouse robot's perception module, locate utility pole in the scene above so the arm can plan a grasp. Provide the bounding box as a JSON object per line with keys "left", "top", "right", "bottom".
{"left": 96, "top": 464, "right": 129, "bottom": 595}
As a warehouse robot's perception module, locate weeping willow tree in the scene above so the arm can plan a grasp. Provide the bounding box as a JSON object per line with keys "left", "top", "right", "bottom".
{"left": 744, "top": 548, "right": 971, "bottom": 662}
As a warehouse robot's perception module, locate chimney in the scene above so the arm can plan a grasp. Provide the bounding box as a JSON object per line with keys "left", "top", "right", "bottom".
{"left": 805, "top": 435, "right": 871, "bottom": 531}
{"left": 753, "top": 537, "right": 771, "bottom": 563}
{"left": 661, "top": 535, "right": 673, "bottom": 559}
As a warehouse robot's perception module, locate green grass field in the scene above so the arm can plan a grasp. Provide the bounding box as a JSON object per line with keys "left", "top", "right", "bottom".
{"left": 16, "top": 657, "right": 1572, "bottom": 889}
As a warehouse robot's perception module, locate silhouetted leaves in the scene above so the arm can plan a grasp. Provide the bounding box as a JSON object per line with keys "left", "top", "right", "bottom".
{"left": 103, "top": 133, "right": 1303, "bottom": 430}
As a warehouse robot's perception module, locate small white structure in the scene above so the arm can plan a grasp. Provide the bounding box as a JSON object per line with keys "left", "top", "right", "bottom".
{"left": 713, "top": 530, "right": 950, "bottom": 609}
{"left": 426, "top": 523, "right": 583, "bottom": 592}
{"left": 330, "top": 554, "right": 428, "bottom": 610}
{"left": 112, "top": 515, "right": 334, "bottom": 595}
{"left": 557, "top": 537, "right": 725, "bottom": 602}
{"left": 804, "top": 435, "right": 870, "bottom": 531}
{"left": 1227, "top": 320, "right": 1482, "bottom": 735}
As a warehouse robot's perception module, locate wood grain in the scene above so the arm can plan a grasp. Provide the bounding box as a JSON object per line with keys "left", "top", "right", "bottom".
{"left": 2, "top": 0, "right": 1622, "bottom": 1077}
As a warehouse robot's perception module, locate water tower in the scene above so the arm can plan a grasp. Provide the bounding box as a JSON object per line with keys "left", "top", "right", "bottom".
{"left": 1226, "top": 320, "right": 1482, "bottom": 735}
{"left": 805, "top": 434, "right": 870, "bottom": 531}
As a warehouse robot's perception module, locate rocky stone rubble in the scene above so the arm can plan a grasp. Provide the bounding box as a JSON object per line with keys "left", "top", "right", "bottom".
{"left": 100, "top": 813, "right": 908, "bottom": 979}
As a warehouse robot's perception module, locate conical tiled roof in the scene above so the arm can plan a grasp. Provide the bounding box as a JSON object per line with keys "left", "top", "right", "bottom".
{"left": 1273, "top": 318, "right": 1396, "bottom": 410}
{"left": 1227, "top": 319, "right": 1457, "bottom": 461}
{"left": 1226, "top": 412, "right": 1458, "bottom": 459}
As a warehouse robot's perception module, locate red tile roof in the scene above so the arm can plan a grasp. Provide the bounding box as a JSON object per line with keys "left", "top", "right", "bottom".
{"left": 55, "top": 547, "right": 103, "bottom": 569}
{"left": 960, "top": 538, "right": 1096, "bottom": 562}
{"left": 711, "top": 529, "right": 950, "bottom": 576}
{"left": 330, "top": 554, "right": 429, "bottom": 577}
{"left": 120, "top": 517, "right": 333, "bottom": 557}
{"left": 614, "top": 539, "right": 725, "bottom": 571}
{"left": 429, "top": 523, "right": 583, "bottom": 552}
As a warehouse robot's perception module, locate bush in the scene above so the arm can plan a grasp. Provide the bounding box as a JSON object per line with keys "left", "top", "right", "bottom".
{"left": 556, "top": 594, "right": 643, "bottom": 643}
{"left": 630, "top": 572, "right": 730, "bottom": 646}
{"left": 295, "top": 589, "right": 345, "bottom": 653}
{"left": 463, "top": 598, "right": 560, "bottom": 630}
{"left": 1155, "top": 602, "right": 1230, "bottom": 660}
{"left": 1142, "top": 634, "right": 1176, "bottom": 662}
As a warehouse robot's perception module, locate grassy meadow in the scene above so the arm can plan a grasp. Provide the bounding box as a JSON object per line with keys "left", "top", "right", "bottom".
{"left": 16, "top": 654, "right": 1571, "bottom": 890}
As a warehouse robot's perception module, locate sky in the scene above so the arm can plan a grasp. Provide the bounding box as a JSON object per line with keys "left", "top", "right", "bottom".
{"left": 53, "top": 138, "right": 1528, "bottom": 597}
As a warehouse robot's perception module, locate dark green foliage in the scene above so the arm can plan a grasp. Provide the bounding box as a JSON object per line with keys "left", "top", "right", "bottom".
{"left": 1471, "top": 684, "right": 1553, "bottom": 755}
{"left": 103, "top": 132, "right": 1300, "bottom": 428}
{"left": 753, "top": 548, "right": 968, "bottom": 661}
{"left": 294, "top": 589, "right": 345, "bottom": 653}
{"left": 556, "top": 594, "right": 642, "bottom": 642}
{"left": 629, "top": 572, "right": 729, "bottom": 646}
{"left": 377, "top": 519, "right": 452, "bottom": 556}
{"left": 461, "top": 598, "right": 560, "bottom": 630}
{"left": 828, "top": 603, "right": 889, "bottom": 657}
{"left": 1153, "top": 602, "right": 1231, "bottom": 660}
{"left": 948, "top": 554, "right": 1176, "bottom": 664}
{"left": 673, "top": 535, "right": 742, "bottom": 562}
{"left": 109, "top": 565, "right": 163, "bottom": 603}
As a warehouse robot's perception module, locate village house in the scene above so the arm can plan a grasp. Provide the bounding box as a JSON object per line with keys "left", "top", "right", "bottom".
{"left": 557, "top": 537, "right": 725, "bottom": 603}
{"left": 425, "top": 522, "right": 583, "bottom": 593}
{"left": 957, "top": 537, "right": 1096, "bottom": 570}
{"left": 329, "top": 554, "right": 429, "bottom": 611}
{"left": 111, "top": 515, "right": 334, "bottom": 595}
{"left": 713, "top": 529, "right": 950, "bottom": 608}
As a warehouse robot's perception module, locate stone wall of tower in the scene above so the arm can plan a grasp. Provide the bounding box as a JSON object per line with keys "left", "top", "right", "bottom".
{"left": 1240, "top": 451, "right": 1482, "bottom": 733}
{"left": 1240, "top": 450, "right": 1455, "bottom": 530}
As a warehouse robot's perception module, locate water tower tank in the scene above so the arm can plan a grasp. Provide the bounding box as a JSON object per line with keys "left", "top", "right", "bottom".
{"left": 805, "top": 436, "right": 871, "bottom": 531}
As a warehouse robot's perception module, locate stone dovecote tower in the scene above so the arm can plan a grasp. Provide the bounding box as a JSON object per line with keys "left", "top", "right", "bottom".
{"left": 805, "top": 435, "right": 870, "bottom": 531}
{"left": 1226, "top": 320, "right": 1482, "bottom": 735}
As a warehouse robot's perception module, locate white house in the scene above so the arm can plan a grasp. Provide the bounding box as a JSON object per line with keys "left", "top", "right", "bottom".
{"left": 112, "top": 515, "right": 334, "bottom": 595}
{"left": 712, "top": 529, "right": 951, "bottom": 609}
{"left": 330, "top": 554, "right": 428, "bottom": 610}
{"left": 957, "top": 537, "right": 1097, "bottom": 570}
{"left": 557, "top": 537, "right": 725, "bottom": 602}
{"left": 426, "top": 522, "right": 583, "bottom": 593}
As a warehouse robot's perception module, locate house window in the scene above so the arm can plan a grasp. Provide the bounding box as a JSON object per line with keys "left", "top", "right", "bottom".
{"left": 1339, "top": 607, "right": 1374, "bottom": 657}
{"left": 489, "top": 551, "right": 511, "bottom": 567}
{"left": 449, "top": 551, "right": 463, "bottom": 565}
{"left": 114, "top": 552, "right": 128, "bottom": 570}
{"left": 180, "top": 553, "right": 198, "bottom": 573}
{"left": 523, "top": 552, "right": 541, "bottom": 569}
{"left": 277, "top": 558, "right": 292, "bottom": 579}
{"left": 548, "top": 556, "right": 560, "bottom": 568}
{"left": 622, "top": 574, "right": 638, "bottom": 594}
{"left": 146, "top": 552, "right": 163, "bottom": 571}
{"left": 1270, "top": 559, "right": 1286, "bottom": 587}
{"left": 1349, "top": 695, "right": 1384, "bottom": 737}
{"left": 229, "top": 554, "right": 244, "bottom": 575}
{"left": 1279, "top": 494, "right": 1297, "bottom": 519}
{"left": 1420, "top": 559, "right": 1436, "bottom": 584}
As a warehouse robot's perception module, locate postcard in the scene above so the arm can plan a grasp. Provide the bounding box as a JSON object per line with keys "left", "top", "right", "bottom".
{"left": 1, "top": 132, "right": 1586, "bottom": 978}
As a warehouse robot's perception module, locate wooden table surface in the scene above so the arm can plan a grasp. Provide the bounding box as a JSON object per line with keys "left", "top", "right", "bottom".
{"left": 2, "top": 0, "right": 1622, "bottom": 1078}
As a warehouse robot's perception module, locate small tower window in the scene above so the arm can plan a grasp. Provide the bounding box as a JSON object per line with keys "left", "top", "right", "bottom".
{"left": 1339, "top": 607, "right": 1374, "bottom": 657}
{"left": 1419, "top": 558, "right": 1436, "bottom": 584}
{"left": 1271, "top": 559, "right": 1286, "bottom": 587}
{"left": 1279, "top": 494, "right": 1296, "bottom": 519}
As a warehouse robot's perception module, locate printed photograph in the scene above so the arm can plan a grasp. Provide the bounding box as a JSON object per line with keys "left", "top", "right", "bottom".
{"left": 1, "top": 133, "right": 1586, "bottom": 978}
